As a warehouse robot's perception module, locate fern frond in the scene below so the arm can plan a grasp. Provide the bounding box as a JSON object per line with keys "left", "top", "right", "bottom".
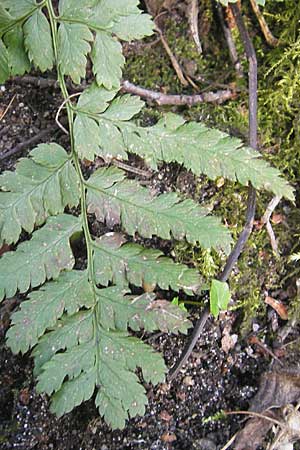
{"left": 93, "top": 232, "right": 204, "bottom": 295}
{"left": 96, "top": 286, "right": 192, "bottom": 333}
{"left": 118, "top": 114, "right": 295, "bottom": 201}
{"left": 32, "top": 311, "right": 94, "bottom": 375}
{"left": 86, "top": 166, "right": 232, "bottom": 252}
{"left": 36, "top": 324, "right": 166, "bottom": 428}
{"left": 0, "top": 214, "right": 81, "bottom": 301}
{"left": 6, "top": 270, "right": 92, "bottom": 353}
{"left": 0, "top": 143, "right": 80, "bottom": 244}
{"left": 75, "top": 85, "right": 294, "bottom": 200}
{"left": 57, "top": 0, "right": 153, "bottom": 88}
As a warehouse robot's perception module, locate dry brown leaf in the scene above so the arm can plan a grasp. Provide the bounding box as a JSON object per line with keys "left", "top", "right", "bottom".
{"left": 161, "top": 432, "right": 177, "bottom": 443}
{"left": 159, "top": 410, "right": 173, "bottom": 422}
{"left": 272, "top": 213, "right": 284, "bottom": 225}
{"left": 265, "top": 296, "right": 288, "bottom": 320}
{"left": 233, "top": 369, "right": 300, "bottom": 450}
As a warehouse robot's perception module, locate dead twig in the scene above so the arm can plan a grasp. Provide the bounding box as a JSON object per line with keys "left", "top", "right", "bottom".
{"left": 216, "top": 2, "right": 243, "bottom": 77}
{"left": 0, "top": 94, "right": 16, "bottom": 122}
{"left": 0, "top": 126, "right": 57, "bottom": 162}
{"left": 225, "top": 410, "right": 283, "bottom": 428}
{"left": 112, "top": 159, "right": 152, "bottom": 178}
{"left": 11, "top": 76, "right": 235, "bottom": 106}
{"left": 168, "top": 3, "right": 258, "bottom": 382}
{"left": 155, "top": 25, "right": 189, "bottom": 86}
{"left": 248, "top": 335, "right": 284, "bottom": 366}
{"left": 260, "top": 195, "right": 281, "bottom": 255}
{"left": 187, "top": 0, "right": 202, "bottom": 54}
{"left": 55, "top": 92, "right": 81, "bottom": 135}
{"left": 249, "top": 0, "right": 279, "bottom": 47}
{"left": 121, "top": 80, "right": 235, "bottom": 105}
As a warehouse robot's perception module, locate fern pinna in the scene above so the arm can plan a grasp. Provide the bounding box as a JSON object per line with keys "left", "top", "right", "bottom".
{"left": 0, "top": 0, "right": 294, "bottom": 429}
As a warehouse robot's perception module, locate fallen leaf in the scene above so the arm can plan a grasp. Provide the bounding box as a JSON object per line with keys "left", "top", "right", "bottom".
{"left": 159, "top": 410, "right": 172, "bottom": 422}
{"left": 233, "top": 369, "right": 300, "bottom": 450}
{"left": 183, "top": 375, "right": 194, "bottom": 386}
{"left": 161, "top": 432, "right": 177, "bottom": 443}
{"left": 221, "top": 333, "right": 237, "bottom": 353}
{"left": 272, "top": 213, "right": 284, "bottom": 225}
{"left": 265, "top": 296, "right": 288, "bottom": 320}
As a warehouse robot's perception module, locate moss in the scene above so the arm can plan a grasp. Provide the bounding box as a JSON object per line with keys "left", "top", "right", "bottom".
{"left": 124, "top": 1, "right": 300, "bottom": 328}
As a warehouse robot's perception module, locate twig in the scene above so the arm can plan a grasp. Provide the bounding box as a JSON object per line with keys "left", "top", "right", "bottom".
{"left": 0, "top": 125, "right": 57, "bottom": 162}
{"left": 249, "top": 0, "right": 279, "bottom": 47}
{"left": 55, "top": 92, "right": 81, "bottom": 135}
{"left": 187, "top": 0, "right": 202, "bottom": 54}
{"left": 248, "top": 335, "right": 284, "bottom": 366}
{"left": 155, "top": 25, "right": 188, "bottom": 87}
{"left": 13, "top": 75, "right": 86, "bottom": 92}
{"left": 0, "top": 94, "right": 16, "bottom": 121}
{"left": 260, "top": 195, "right": 281, "bottom": 256}
{"left": 121, "top": 80, "right": 235, "bottom": 105}
{"left": 220, "top": 433, "right": 238, "bottom": 450}
{"left": 225, "top": 410, "right": 283, "bottom": 428}
{"left": 216, "top": 3, "right": 243, "bottom": 77}
{"left": 112, "top": 159, "right": 152, "bottom": 178}
{"left": 11, "top": 75, "right": 236, "bottom": 106}
{"left": 168, "top": 3, "right": 258, "bottom": 382}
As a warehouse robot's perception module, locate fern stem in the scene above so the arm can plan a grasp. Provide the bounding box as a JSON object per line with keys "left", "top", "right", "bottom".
{"left": 46, "top": 0, "right": 101, "bottom": 384}
{"left": 169, "top": 3, "right": 258, "bottom": 382}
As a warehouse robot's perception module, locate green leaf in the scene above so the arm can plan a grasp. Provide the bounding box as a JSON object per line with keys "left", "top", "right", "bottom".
{"left": 101, "top": 94, "right": 144, "bottom": 121}
{"left": 76, "top": 82, "right": 117, "bottom": 114}
{"left": 209, "top": 279, "right": 230, "bottom": 319}
{"left": 58, "top": 0, "right": 97, "bottom": 19}
{"left": 0, "top": 39, "right": 9, "bottom": 82}
{"left": 23, "top": 10, "right": 54, "bottom": 72}
{"left": 58, "top": 23, "right": 93, "bottom": 84}
{"left": 32, "top": 311, "right": 94, "bottom": 375}
{"left": 0, "top": 5, "right": 15, "bottom": 35}
{"left": 2, "top": 0, "right": 37, "bottom": 18}
{"left": 86, "top": 167, "right": 232, "bottom": 252}
{"left": 36, "top": 325, "right": 166, "bottom": 428}
{"left": 112, "top": 13, "right": 154, "bottom": 41}
{"left": 93, "top": 232, "right": 204, "bottom": 295}
{"left": 0, "top": 214, "right": 81, "bottom": 301}
{"left": 96, "top": 286, "right": 191, "bottom": 334}
{"left": 97, "top": 119, "right": 127, "bottom": 159}
{"left": 0, "top": 143, "right": 80, "bottom": 244}
{"left": 257, "top": 0, "right": 266, "bottom": 5}
{"left": 91, "top": 31, "right": 125, "bottom": 89}
{"left": 3, "top": 25, "right": 30, "bottom": 76}
{"left": 6, "top": 270, "right": 93, "bottom": 354}
{"left": 118, "top": 114, "right": 295, "bottom": 201}
{"left": 74, "top": 113, "right": 101, "bottom": 161}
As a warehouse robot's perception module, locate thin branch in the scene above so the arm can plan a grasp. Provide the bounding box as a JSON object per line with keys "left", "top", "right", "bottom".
{"left": 216, "top": 2, "right": 243, "bottom": 78}
{"left": 0, "top": 125, "right": 58, "bottom": 162}
{"left": 112, "top": 159, "right": 152, "bottom": 178}
{"left": 11, "top": 76, "right": 236, "bottom": 106}
{"left": 225, "top": 410, "right": 283, "bottom": 428}
{"left": 261, "top": 195, "right": 281, "bottom": 256}
{"left": 55, "top": 92, "right": 82, "bottom": 135}
{"left": 155, "top": 26, "right": 189, "bottom": 87}
{"left": 187, "top": 0, "right": 202, "bottom": 54}
{"left": 249, "top": 0, "right": 279, "bottom": 47}
{"left": 0, "top": 94, "right": 16, "bottom": 121}
{"left": 121, "top": 80, "right": 235, "bottom": 105}
{"left": 168, "top": 3, "right": 258, "bottom": 382}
